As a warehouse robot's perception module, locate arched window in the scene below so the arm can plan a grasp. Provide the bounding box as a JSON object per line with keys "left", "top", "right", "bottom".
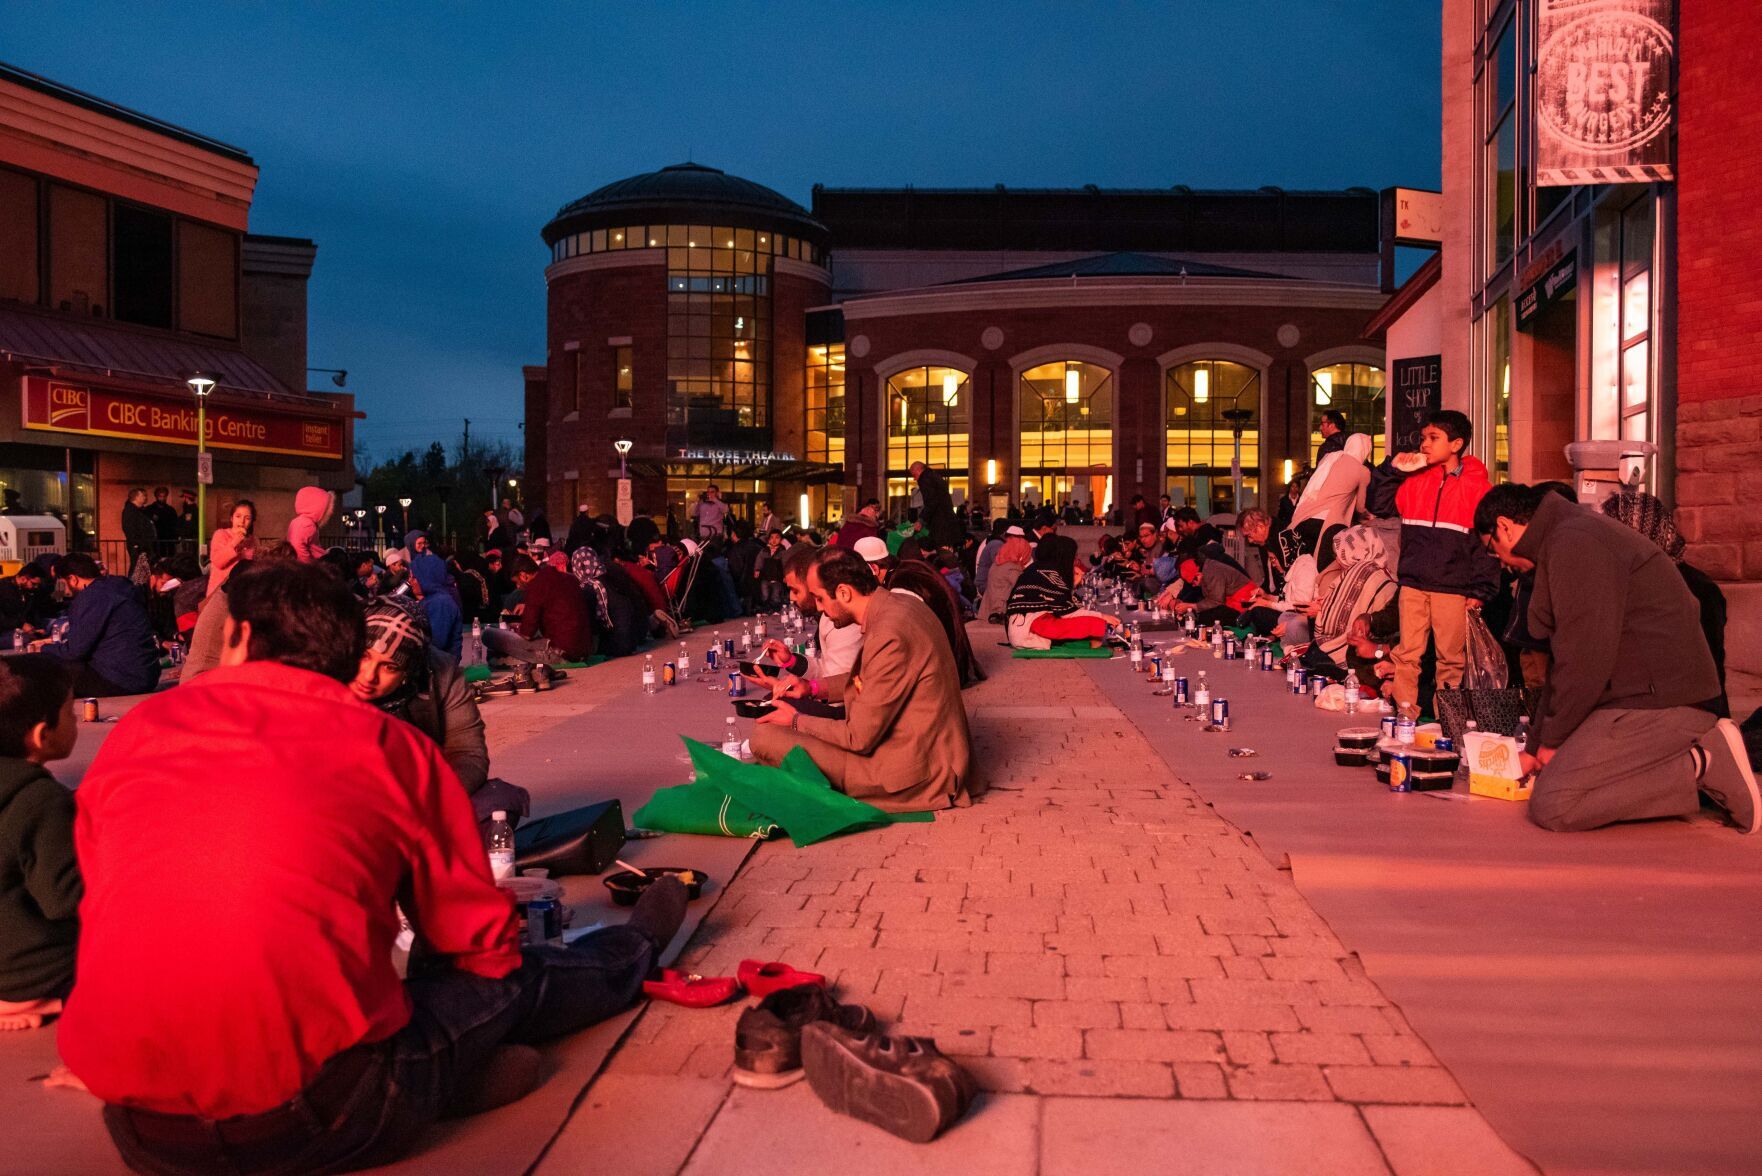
{"left": 1018, "top": 360, "right": 1113, "bottom": 512}
{"left": 885, "top": 366, "right": 970, "bottom": 512}
{"left": 1309, "top": 363, "right": 1386, "bottom": 465}
{"left": 1166, "top": 360, "right": 1261, "bottom": 514}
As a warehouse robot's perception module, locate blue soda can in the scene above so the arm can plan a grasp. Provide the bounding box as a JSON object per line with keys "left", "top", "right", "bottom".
{"left": 728, "top": 672, "right": 745, "bottom": 697}
{"left": 1174, "top": 676, "right": 1189, "bottom": 705}
{"left": 661, "top": 661, "right": 677, "bottom": 686}
{"left": 1148, "top": 654, "right": 1161, "bottom": 677}
{"left": 1380, "top": 715, "right": 1398, "bottom": 740}
{"left": 526, "top": 896, "right": 562, "bottom": 945}
{"left": 1261, "top": 647, "right": 1275, "bottom": 671}
{"left": 1433, "top": 736, "right": 1455, "bottom": 753}
{"left": 1210, "top": 698, "right": 1230, "bottom": 728}
{"left": 722, "top": 637, "right": 735, "bottom": 657}
{"left": 704, "top": 646, "right": 719, "bottom": 671}
{"left": 1387, "top": 753, "right": 1414, "bottom": 792}
{"left": 1292, "top": 668, "right": 1308, "bottom": 693}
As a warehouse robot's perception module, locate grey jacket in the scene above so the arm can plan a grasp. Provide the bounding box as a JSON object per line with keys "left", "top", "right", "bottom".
{"left": 391, "top": 650, "right": 489, "bottom": 794}
{"left": 1516, "top": 493, "right": 1721, "bottom": 749}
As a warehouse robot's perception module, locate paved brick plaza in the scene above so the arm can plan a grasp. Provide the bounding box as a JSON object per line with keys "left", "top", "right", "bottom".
{"left": 541, "top": 642, "right": 1534, "bottom": 1175}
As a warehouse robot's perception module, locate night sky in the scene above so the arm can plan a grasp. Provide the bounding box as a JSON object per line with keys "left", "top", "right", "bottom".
{"left": 8, "top": 2, "right": 1440, "bottom": 462}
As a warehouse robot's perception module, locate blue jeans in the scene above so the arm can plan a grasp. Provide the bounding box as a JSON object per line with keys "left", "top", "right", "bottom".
{"left": 103, "top": 925, "right": 658, "bottom": 1175}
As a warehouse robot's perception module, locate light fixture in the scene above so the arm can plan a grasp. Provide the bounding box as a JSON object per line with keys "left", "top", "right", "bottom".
{"left": 1313, "top": 371, "right": 1333, "bottom": 406}
{"left": 398, "top": 497, "right": 412, "bottom": 509}
{"left": 986, "top": 459, "right": 998, "bottom": 485}
{"left": 1064, "top": 367, "right": 1080, "bottom": 403}
{"left": 508, "top": 478, "right": 518, "bottom": 488}
{"left": 942, "top": 372, "right": 958, "bottom": 406}
{"left": 1192, "top": 367, "right": 1209, "bottom": 405}
{"left": 375, "top": 504, "right": 386, "bottom": 514}
{"left": 1282, "top": 458, "right": 1295, "bottom": 484}
{"left": 799, "top": 491, "right": 811, "bottom": 528}
{"left": 613, "top": 439, "right": 633, "bottom": 455}
{"left": 186, "top": 372, "right": 216, "bottom": 397}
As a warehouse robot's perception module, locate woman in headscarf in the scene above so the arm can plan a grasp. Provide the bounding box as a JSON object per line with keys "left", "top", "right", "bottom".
{"left": 1300, "top": 524, "right": 1398, "bottom": 673}
{"left": 1281, "top": 433, "right": 1372, "bottom": 571}
{"left": 1003, "top": 535, "right": 1123, "bottom": 650}
{"left": 978, "top": 533, "right": 1034, "bottom": 623}
{"left": 1602, "top": 487, "right": 1727, "bottom": 713}
{"left": 571, "top": 544, "right": 645, "bottom": 656}
{"left": 349, "top": 597, "right": 529, "bottom": 830}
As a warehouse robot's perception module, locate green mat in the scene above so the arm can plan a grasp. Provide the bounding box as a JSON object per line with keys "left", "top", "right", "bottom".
{"left": 634, "top": 738, "right": 933, "bottom": 847}
{"left": 1012, "top": 643, "right": 1115, "bottom": 659}
{"left": 463, "top": 656, "right": 602, "bottom": 684}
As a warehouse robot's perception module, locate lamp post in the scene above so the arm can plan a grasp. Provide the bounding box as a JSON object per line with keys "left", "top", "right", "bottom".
{"left": 398, "top": 496, "right": 412, "bottom": 536}
{"left": 375, "top": 504, "right": 386, "bottom": 552}
{"left": 486, "top": 467, "right": 504, "bottom": 512}
{"left": 614, "top": 438, "right": 632, "bottom": 478}
{"left": 185, "top": 372, "right": 216, "bottom": 556}
{"left": 1222, "top": 409, "right": 1253, "bottom": 514}
{"left": 613, "top": 440, "right": 634, "bottom": 528}
{"left": 350, "top": 508, "right": 367, "bottom": 544}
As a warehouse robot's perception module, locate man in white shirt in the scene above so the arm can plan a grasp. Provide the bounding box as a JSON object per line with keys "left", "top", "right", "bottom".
{"left": 757, "top": 541, "right": 861, "bottom": 682}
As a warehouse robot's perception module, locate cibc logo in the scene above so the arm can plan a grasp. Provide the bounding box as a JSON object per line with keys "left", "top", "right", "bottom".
{"left": 1537, "top": 12, "right": 1673, "bottom": 153}
{"left": 47, "top": 382, "right": 91, "bottom": 430}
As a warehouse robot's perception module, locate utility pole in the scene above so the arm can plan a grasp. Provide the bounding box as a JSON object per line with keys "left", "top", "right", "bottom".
{"left": 462, "top": 418, "right": 471, "bottom": 464}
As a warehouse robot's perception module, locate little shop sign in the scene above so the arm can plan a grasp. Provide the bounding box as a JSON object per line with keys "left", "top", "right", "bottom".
{"left": 22, "top": 376, "right": 344, "bottom": 460}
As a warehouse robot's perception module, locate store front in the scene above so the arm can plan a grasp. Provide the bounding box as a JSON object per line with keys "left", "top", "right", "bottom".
{"left": 1165, "top": 358, "right": 1262, "bottom": 514}
{"left": 883, "top": 364, "right": 970, "bottom": 516}
{"left": 1017, "top": 359, "right": 1113, "bottom": 514}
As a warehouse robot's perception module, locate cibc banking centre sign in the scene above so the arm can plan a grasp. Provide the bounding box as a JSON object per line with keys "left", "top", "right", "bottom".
{"left": 22, "top": 376, "right": 344, "bottom": 460}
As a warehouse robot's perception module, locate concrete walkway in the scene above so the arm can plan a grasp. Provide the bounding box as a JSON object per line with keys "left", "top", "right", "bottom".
{"left": 538, "top": 638, "right": 1534, "bottom": 1175}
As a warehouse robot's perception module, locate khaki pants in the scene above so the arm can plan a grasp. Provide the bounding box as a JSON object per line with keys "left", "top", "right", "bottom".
{"left": 1392, "top": 588, "right": 1470, "bottom": 710}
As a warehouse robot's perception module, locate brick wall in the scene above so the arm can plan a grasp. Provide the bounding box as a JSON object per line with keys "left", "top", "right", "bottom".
{"left": 1676, "top": 0, "right": 1762, "bottom": 579}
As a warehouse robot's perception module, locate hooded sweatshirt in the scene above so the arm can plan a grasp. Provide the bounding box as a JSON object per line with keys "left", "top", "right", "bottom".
{"left": 285, "top": 487, "right": 332, "bottom": 563}
{"left": 54, "top": 575, "right": 161, "bottom": 694}
{"left": 0, "top": 757, "right": 81, "bottom": 1000}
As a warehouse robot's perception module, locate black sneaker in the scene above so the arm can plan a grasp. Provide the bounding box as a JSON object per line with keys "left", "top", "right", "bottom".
{"left": 1697, "top": 718, "right": 1760, "bottom": 834}
{"left": 800, "top": 1022, "right": 977, "bottom": 1143}
{"left": 732, "top": 985, "right": 874, "bottom": 1090}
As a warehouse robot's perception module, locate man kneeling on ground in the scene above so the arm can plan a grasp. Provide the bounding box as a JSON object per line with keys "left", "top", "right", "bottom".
{"left": 351, "top": 597, "right": 532, "bottom": 832}
{"left": 59, "top": 561, "right": 686, "bottom": 1173}
{"left": 750, "top": 546, "right": 977, "bottom": 812}
{"left": 1475, "top": 484, "right": 1758, "bottom": 834}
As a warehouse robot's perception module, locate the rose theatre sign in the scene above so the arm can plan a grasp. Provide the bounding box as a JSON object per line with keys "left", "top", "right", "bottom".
{"left": 1536, "top": 0, "right": 1675, "bottom": 186}
{"left": 22, "top": 377, "right": 345, "bottom": 460}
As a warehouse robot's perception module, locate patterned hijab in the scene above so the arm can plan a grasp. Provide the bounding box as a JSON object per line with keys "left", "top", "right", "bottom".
{"left": 570, "top": 546, "right": 613, "bottom": 627}
{"left": 1331, "top": 525, "right": 1390, "bottom": 570}
{"left": 1601, "top": 488, "right": 1685, "bottom": 562}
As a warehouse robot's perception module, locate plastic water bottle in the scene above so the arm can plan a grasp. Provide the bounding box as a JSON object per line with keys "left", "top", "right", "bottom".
{"left": 486, "top": 811, "right": 516, "bottom": 882}
{"left": 677, "top": 642, "right": 691, "bottom": 675}
{"left": 722, "top": 716, "right": 742, "bottom": 758}
{"left": 1194, "top": 671, "right": 1210, "bottom": 713}
{"left": 464, "top": 620, "right": 484, "bottom": 668}
{"left": 1185, "top": 611, "right": 1197, "bottom": 637}
{"left": 642, "top": 655, "right": 657, "bottom": 694}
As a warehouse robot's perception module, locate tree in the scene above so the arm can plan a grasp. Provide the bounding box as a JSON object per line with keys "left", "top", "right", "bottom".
{"left": 358, "top": 440, "right": 521, "bottom": 550}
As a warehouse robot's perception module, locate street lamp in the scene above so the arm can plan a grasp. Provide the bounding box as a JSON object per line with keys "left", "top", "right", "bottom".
{"left": 1222, "top": 409, "right": 1253, "bottom": 514}
{"left": 614, "top": 438, "right": 632, "bottom": 478}
{"left": 374, "top": 504, "right": 386, "bottom": 551}
{"left": 485, "top": 467, "right": 504, "bottom": 511}
{"left": 185, "top": 372, "right": 216, "bottom": 556}
{"left": 398, "top": 496, "right": 412, "bottom": 535}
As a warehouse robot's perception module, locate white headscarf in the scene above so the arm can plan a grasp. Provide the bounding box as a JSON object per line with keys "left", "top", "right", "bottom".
{"left": 1292, "top": 433, "right": 1373, "bottom": 524}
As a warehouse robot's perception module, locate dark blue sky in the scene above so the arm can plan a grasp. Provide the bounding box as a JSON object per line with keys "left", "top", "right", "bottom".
{"left": 9, "top": 2, "right": 1440, "bottom": 462}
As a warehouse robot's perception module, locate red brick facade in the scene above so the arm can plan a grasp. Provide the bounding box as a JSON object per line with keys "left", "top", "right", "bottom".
{"left": 1674, "top": 0, "right": 1762, "bottom": 579}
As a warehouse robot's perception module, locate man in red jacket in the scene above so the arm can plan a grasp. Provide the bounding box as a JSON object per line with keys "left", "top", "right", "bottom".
{"left": 61, "top": 561, "right": 683, "bottom": 1173}
{"left": 1369, "top": 410, "right": 1501, "bottom": 716}
{"left": 484, "top": 552, "right": 593, "bottom": 664}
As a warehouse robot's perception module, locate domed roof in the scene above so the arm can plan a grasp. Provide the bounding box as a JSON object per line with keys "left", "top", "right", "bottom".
{"left": 543, "top": 163, "right": 824, "bottom": 244}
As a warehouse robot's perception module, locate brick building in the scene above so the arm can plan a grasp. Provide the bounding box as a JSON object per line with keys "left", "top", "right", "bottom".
{"left": 531, "top": 167, "right": 1390, "bottom": 530}
{"left": 0, "top": 61, "right": 354, "bottom": 563}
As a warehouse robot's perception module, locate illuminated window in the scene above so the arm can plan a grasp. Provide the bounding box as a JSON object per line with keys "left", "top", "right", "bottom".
{"left": 1166, "top": 360, "right": 1260, "bottom": 514}
{"left": 1018, "top": 360, "right": 1113, "bottom": 510}
{"left": 1481, "top": 17, "right": 1517, "bottom": 279}
{"left": 886, "top": 366, "right": 970, "bottom": 512}
{"left": 613, "top": 345, "right": 633, "bottom": 409}
{"left": 805, "top": 343, "right": 845, "bottom": 466}
{"left": 1308, "top": 363, "right": 1387, "bottom": 465}
{"left": 665, "top": 225, "right": 771, "bottom": 438}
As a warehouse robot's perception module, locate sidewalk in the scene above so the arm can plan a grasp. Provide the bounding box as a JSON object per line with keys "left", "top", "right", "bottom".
{"left": 537, "top": 641, "right": 1533, "bottom": 1175}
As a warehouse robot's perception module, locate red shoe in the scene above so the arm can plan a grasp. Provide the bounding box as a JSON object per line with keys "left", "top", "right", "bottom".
{"left": 642, "top": 969, "right": 741, "bottom": 1008}
{"left": 738, "top": 959, "right": 828, "bottom": 999}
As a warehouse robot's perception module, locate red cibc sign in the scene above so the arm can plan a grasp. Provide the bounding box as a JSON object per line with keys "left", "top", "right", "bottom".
{"left": 22, "top": 376, "right": 344, "bottom": 460}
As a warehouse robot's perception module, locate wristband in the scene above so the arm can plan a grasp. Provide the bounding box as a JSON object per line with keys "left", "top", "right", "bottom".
{"left": 808, "top": 677, "right": 820, "bottom": 698}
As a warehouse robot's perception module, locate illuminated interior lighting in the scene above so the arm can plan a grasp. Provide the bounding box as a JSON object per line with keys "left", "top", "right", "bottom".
{"left": 1065, "top": 367, "right": 1080, "bottom": 403}
{"left": 942, "top": 373, "right": 958, "bottom": 406}
{"left": 986, "top": 459, "right": 998, "bottom": 484}
{"left": 1194, "top": 368, "right": 1210, "bottom": 404}
{"left": 1313, "top": 371, "right": 1332, "bottom": 406}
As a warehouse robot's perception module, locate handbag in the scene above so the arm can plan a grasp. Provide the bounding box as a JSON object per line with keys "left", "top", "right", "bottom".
{"left": 1432, "top": 687, "right": 1538, "bottom": 742}
{"left": 513, "top": 799, "right": 626, "bottom": 876}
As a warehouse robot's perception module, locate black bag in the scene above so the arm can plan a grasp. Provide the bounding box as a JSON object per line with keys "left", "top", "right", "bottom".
{"left": 1433, "top": 687, "right": 1539, "bottom": 742}
{"left": 514, "top": 799, "right": 626, "bottom": 877}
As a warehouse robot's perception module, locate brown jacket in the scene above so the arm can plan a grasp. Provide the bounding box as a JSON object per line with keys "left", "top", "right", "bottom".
{"left": 794, "top": 589, "right": 977, "bottom": 811}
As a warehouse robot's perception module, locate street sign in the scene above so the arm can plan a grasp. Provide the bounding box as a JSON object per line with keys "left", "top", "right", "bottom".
{"left": 615, "top": 478, "right": 633, "bottom": 526}
{"left": 197, "top": 452, "right": 214, "bottom": 485}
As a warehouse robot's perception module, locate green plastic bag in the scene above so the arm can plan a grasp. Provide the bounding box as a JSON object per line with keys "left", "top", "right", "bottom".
{"left": 1012, "top": 644, "right": 1114, "bottom": 659}
{"left": 632, "top": 780, "right": 781, "bottom": 839}
{"left": 642, "top": 738, "right": 932, "bottom": 848}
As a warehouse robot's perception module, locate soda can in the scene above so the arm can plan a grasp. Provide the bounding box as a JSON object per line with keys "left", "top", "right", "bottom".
{"left": 728, "top": 673, "right": 746, "bottom": 697}
{"left": 526, "top": 896, "right": 562, "bottom": 945}
{"left": 1312, "top": 677, "right": 1326, "bottom": 697}
{"left": 1261, "top": 647, "right": 1275, "bottom": 672}
{"left": 1173, "top": 676, "right": 1189, "bottom": 705}
{"left": 661, "top": 661, "right": 677, "bottom": 686}
{"left": 704, "top": 646, "right": 719, "bottom": 671}
{"left": 1148, "top": 654, "right": 1161, "bottom": 678}
{"left": 1380, "top": 715, "right": 1398, "bottom": 740}
{"left": 1387, "top": 753, "right": 1415, "bottom": 792}
{"left": 1433, "top": 736, "right": 1455, "bottom": 753}
{"left": 722, "top": 637, "right": 735, "bottom": 657}
{"left": 1210, "top": 698, "right": 1229, "bottom": 728}
{"left": 82, "top": 697, "right": 100, "bottom": 723}
{"left": 1292, "top": 668, "right": 1308, "bottom": 693}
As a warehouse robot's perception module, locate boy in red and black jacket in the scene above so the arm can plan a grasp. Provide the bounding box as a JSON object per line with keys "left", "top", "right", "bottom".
{"left": 1368, "top": 410, "right": 1501, "bottom": 716}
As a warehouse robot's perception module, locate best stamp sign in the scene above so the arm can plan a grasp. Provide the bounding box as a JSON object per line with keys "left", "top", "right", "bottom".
{"left": 22, "top": 377, "right": 344, "bottom": 460}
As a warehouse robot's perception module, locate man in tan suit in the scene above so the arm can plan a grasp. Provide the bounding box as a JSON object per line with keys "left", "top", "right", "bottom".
{"left": 751, "top": 547, "right": 976, "bottom": 813}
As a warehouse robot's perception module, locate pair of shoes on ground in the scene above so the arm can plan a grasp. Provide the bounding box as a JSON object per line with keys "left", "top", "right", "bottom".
{"left": 643, "top": 959, "right": 826, "bottom": 1008}
{"left": 733, "top": 985, "right": 976, "bottom": 1143}
{"left": 1697, "top": 717, "right": 1760, "bottom": 835}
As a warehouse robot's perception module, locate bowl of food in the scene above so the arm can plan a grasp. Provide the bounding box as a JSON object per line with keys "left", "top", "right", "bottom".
{"left": 603, "top": 866, "right": 708, "bottom": 906}
{"left": 732, "top": 698, "right": 775, "bottom": 719}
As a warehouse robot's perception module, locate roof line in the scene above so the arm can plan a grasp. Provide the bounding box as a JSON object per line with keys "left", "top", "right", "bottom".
{"left": 1361, "top": 251, "right": 1442, "bottom": 338}
{"left": 0, "top": 59, "right": 255, "bottom": 166}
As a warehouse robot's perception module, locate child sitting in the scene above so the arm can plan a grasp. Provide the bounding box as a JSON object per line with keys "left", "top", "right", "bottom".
{"left": 0, "top": 654, "right": 81, "bottom": 1030}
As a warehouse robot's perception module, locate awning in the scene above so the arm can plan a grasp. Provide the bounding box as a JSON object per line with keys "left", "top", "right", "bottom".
{"left": 632, "top": 458, "right": 844, "bottom": 483}
{"left": 0, "top": 303, "right": 332, "bottom": 408}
